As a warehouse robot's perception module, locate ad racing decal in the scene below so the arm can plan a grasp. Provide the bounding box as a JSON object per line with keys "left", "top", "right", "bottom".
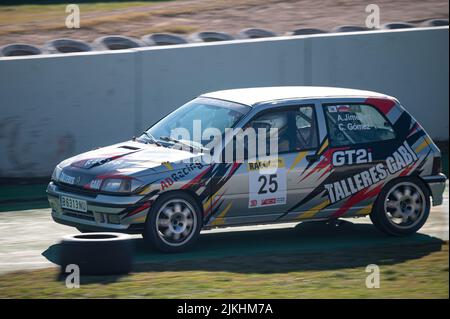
{"left": 160, "top": 162, "right": 206, "bottom": 191}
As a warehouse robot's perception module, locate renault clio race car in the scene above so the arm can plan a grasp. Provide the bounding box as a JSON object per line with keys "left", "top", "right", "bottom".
{"left": 47, "top": 87, "right": 447, "bottom": 252}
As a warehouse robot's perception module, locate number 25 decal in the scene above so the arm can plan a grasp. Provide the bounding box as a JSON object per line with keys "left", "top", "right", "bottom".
{"left": 258, "top": 174, "right": 278, "bottom": 194}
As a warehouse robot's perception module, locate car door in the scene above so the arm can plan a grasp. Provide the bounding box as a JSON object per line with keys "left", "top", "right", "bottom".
{"left": 317, "top": 100, "right": 398, "bottom": 217}
{"left": 206, "top": 102, "right": 323, "bottom": 226}
{"left": 273, "top": 102, "right": 330, "bottom": 222}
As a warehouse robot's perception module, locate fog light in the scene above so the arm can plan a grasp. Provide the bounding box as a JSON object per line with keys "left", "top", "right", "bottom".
{"left": 107, "top": 214, "right": 121, "bottom": 224}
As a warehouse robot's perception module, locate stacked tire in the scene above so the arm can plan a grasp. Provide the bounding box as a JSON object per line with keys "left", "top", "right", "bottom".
{"left": 59, "top": 233, "right": 134, "bottom": 275}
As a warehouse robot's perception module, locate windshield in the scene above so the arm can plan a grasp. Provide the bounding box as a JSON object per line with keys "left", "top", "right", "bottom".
{"left": 141, "top": 97, "right": 250, "bottom": 149}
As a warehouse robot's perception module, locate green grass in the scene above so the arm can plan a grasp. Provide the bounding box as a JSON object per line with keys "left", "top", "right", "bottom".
{"left": 0, "top": 242, "right": 447, "bottom": 298}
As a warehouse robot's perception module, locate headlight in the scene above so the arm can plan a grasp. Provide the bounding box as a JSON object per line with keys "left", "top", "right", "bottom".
{"left": 51, "top": 166, "right": 62, "bottom": 181}
{"left": 100, "top": 177, "right": 144, "bottom": 193}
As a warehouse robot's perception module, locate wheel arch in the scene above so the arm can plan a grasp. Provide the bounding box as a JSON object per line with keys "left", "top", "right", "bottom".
{"left": 416, "top": 176, "right": 434, "bottom": 201}
{"left": 152, "top": 189, "right": 205, "bottom": 222}
{"left": 371, "top": 175, "right": 431, "bottom": 213}
{"left": 370, "top": 175, "right": 430, "bottom": 215}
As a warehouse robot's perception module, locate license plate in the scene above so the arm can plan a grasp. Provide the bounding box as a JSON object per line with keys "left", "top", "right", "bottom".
{"left": 60, "top": 196, "right": 87, "bottom": 213}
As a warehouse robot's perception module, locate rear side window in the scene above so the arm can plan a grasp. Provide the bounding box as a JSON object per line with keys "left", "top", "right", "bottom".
{"left": 324, "top": 104, "right": 396, "bottom": 146}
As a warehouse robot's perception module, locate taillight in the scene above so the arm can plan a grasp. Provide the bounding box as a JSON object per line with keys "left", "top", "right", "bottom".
{"left": 432, "top": 156, "right": 442, "bottom": 175}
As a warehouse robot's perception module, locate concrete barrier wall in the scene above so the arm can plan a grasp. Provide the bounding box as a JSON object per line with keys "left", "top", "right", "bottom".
{"left": 0, "top": 27, "right": 448, "bottom": 177}
{"left": 308, "top": 28, "right": 449, "bottom": 139}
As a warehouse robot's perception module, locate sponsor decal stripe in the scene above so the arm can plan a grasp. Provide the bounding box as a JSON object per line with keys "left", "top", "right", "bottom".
{"left": 289, "top": 151, "right": 308, "bottom": 171}
{"left": 125, "top": 201, "right": 152, "bottom": 218}
{"left": 296, "top": 199, "right": 330, "bottom": 220}
{"left": 162, "top": 162, "right": 174, "bottom": 170}
{"left": 204, "top": 193, "right": 224, "bottom": 216}
{"left": 317, "top": 163, "right": 332, "bottom": 180}
{"left": 415, "top": 139, "right": 429, "bottom": 154}
{"left": 180, "top": 166, "right": 212, "bottom": 190}
{"left": 318, "top": 138, "right": 329, "bottom": 155}
{"left": 138, "top": 185, "right": 153, "bottom": 195}
{"left": 228, "top": 162, "right": 241, "bottom": 177}
{"left": 203, "top": 188, "right": 222, "bottom": 211}
{"left": 365, "top": 97, "right": 396, "bottom": 115}
{"left": 355, "top": 203, "right": 373, "bottom": 215}
{"left": 331, "top": 182, "right": 383, "bottom": 218}
{"left": 131, "top": 215, "right": 147, "bottom": 223}
{"left": 299, "top": 157, "right": 328, "bottom": 182}
{"left": 399, "top": 154, "right": 424, "bottom": 177}
{"left": 210, "top": 202, "right": 233, "bottom": 226}
{"left": 407, "top": 123, "right": 420, "bottom": 138}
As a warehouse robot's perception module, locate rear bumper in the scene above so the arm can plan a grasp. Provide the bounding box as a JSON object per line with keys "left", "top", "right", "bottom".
{"left": 46, "top": 182, "right": 149, "bottom": 233}
{"left": 422, "top": 173, "right": 447, "bottom": 206}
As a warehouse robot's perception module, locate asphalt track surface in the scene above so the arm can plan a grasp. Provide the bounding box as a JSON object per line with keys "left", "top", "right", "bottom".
{"left": 0, "top": 183, "right": 448, "bottom": 275}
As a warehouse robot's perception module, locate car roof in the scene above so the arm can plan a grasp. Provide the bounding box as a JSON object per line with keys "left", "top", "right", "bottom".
{"left": 201, "top": 86, "right": 393, "bottom": 106}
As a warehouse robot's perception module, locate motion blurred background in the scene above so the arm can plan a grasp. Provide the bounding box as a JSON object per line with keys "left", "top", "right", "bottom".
{"left": 0, "top": 0, "right": 449, "bottom": 46}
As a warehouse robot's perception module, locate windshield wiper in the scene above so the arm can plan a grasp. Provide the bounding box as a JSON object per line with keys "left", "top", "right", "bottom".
{"left": 159, "top": 136, "right": 206, "bottom": 152}
{"left": 139, "top": 131, "right": 162, "bottom": 146}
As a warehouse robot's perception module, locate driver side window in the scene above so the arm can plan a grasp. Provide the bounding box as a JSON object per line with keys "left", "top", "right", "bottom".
{"left": 248, "top": 111, "right": 290, "bottom": 154}
{"left": 244, "top": 105, "right": 318, "bottom": 156}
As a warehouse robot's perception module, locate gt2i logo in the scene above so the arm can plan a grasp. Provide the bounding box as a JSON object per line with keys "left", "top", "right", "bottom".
{"left": 332, "top": 149, "right": 373, "bottom": 167}
{"left": 325, "top": 141, "right": 418, "bottom": 204}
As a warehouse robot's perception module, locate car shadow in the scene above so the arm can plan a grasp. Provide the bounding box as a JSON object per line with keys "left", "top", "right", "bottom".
{"left": 42, "top": 220, "right": 446, "bottom": 283}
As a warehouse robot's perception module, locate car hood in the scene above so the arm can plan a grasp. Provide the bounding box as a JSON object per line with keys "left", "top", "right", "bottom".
{"left": 57, "top": 140, "right": 204, "bottom": 184}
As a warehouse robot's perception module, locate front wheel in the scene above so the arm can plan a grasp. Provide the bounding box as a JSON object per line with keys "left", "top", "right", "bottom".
{"left": 143, "top": 192, "right": 202, "bottom": 252}
{"left": 370, "top": 177, "right": 430, "bottom": 236}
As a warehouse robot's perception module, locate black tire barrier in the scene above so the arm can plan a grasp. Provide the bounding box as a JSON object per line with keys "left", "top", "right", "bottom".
{"left": 238, "top": 28, "right": 277, "bottom": 39}
{"left": 43, "top": 38, "right": 92, "bottom": 54}
{"left": 0, "top": 43, "right": 42, "bottom": 57}
{"left": 141, "top": 33, "right": 188, "bottom": 46}
{"left": 382, "top": 22, "right": 415, "bottom": 30}
{"left": 289, "top": 28, "right": 327, "bottom": 35}
{"left": 422, "top": 19, "right": 449, "bottom": 27}
{"left": 93, "top": 35, "right": 144, "bottom": 50}
{"left": 190, "top": 31, "right": 234, "bottom": 42}
{"left": 59, "top": 232, "right": 134, "bottom": 276}
{"left": 332, "top": 25, "right": 371, "bottom": 32}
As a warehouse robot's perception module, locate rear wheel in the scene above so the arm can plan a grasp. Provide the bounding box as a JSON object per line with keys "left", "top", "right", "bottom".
{"left": 143, "top": 192, "right": 202, "bottom": 252}
{"left": 370, "top": 177, "right": 430, "bottom": 236}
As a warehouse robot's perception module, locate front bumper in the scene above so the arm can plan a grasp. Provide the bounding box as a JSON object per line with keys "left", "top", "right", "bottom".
{"left": 422, "top": 173, "right": 447, "bottom": 206}
{"left": 47, "top": 182, "right": 150, "bottom": 233}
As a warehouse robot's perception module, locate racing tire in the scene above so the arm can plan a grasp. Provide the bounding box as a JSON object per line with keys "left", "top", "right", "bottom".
{"left": 143, "top": 192, "right": 202, "bottom": 253}
{"left": 370, "top": 177, "right": 430, "bottom": 236}
{"left": 59, "top": 233, "right": 134, "bottom": 275}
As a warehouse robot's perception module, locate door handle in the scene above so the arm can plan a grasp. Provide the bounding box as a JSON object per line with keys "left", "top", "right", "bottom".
{"left": 306, "top": 154, "right": 320, "bottom": 163}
